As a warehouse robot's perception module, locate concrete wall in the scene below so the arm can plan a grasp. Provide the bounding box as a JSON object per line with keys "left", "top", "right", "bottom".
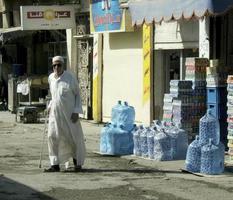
{"left": 102, "top": 29, "right": 144, "bottom": 123}
{"left": 154, "top": 20, "right": 199, "bottom": 49}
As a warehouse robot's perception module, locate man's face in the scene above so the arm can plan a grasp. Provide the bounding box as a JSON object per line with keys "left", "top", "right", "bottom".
{"left": 52, "top": 61, "right": 64, "bottom": 77}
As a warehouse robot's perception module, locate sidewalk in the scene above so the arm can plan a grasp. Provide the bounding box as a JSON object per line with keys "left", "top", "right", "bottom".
{"left": 1, "top": 111, "right": 233, "bottom": 200}
{"left": 1, "top": 111, "right": 233, "bottom": 182}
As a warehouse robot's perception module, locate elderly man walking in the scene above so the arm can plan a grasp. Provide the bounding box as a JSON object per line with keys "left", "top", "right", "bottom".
{"left": 44, "top": 55, "right": 86, "bottom": 172}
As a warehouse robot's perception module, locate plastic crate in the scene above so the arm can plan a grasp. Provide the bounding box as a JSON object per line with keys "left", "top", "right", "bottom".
{"left": 207, "top": 103, "right": 227, "bottom": 119}
{"left": 207, "top": 87, "right": 227, "bottom": 104}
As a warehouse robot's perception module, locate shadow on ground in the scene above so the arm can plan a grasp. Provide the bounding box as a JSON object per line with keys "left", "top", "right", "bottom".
{"left": 0, "top": 175, "right": 55, "bottom": 200}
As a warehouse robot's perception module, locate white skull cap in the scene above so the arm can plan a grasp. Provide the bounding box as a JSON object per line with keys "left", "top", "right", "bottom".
{"left": 52, "top": 56, "right": 64, "bottom": 63}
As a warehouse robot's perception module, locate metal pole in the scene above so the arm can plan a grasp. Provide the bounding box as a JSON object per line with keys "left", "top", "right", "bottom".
{"left": 38, "top": 113, "right": 48, "bottom": 168}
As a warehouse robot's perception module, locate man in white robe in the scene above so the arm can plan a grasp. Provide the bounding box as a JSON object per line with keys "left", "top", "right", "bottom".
{"left": 44, "top": 55, "right": 86, "bottom": 172}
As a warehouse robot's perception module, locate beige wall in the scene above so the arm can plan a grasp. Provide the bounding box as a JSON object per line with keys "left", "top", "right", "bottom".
{"left": 102, "top": 29, "right": 145, "bottom": 124}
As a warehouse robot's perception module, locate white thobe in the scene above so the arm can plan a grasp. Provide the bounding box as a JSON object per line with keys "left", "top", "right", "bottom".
{"left": 48, "top": 71, "right": 86, "bottom": 166}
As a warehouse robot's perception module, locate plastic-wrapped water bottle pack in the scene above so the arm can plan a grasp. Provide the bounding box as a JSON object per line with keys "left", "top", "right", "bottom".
{"left": 132, "top": 120, "right": 188, "bottom": 161}
{"left": 185, "top": 109, "right": 225, "bottom": 174}
{"left": 200, "top": 139, "right": 225, "bottom": 174}
{"left": 100, "top": 101, "right": 135, "bottom": 155}
{"left": 199, "top": 109, "right": 220, "bottom": 146}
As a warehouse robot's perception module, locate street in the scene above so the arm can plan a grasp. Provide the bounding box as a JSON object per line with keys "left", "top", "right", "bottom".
{"left": 0, "top": 111, "right": 233, "bottom": 200}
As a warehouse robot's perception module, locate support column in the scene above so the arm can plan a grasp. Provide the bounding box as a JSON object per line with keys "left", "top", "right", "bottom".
{"left": 92, "top": 33, "right": 103, "bottom": 122}
{"left": 199, "top": 16, "right": 210, "bottom": 59}
{"left": 2, "top": 0, "right": 11, "bottom": 28}
{"left": 66, "top": 28, "right": 77, "bottom": 73}
{"left": 180, "top": 49, "right": 185, "bottom": 80}
{"left": 142, "top": 23, "right": 154, "bottom": 125}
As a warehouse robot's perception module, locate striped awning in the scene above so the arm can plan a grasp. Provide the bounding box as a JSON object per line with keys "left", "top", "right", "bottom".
{"left": 128, "top": 0, "right": 233, "bottom": 25}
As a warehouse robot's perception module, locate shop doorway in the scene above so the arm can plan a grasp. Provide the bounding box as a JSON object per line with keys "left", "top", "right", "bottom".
{"left": 153, "top": 49, "right": 198, "bottom": 120}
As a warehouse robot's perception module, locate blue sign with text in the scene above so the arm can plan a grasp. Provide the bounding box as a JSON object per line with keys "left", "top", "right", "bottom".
{"left": 91, "top": 0, "right": 122, "bottom": 32}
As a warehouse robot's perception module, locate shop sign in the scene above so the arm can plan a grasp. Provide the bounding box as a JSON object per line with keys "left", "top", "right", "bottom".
{"left": 90, "top": 0, "right": 133, "bottom": 33}
{"left": 20, "top": 5, "right": 75, "bottom": 30}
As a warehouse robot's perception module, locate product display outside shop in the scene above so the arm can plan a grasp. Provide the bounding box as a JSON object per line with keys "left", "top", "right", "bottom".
{"left": 98, "top": 57, "right": 231, "bottom": 176}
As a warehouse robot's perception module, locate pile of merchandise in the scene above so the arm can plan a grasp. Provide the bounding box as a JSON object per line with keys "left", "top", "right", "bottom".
{"left": 162, "top": 57, "right": 208, "bottom": 141}
{"left": 162, "top": 93, "right": 173, "bottom": 123}
{"left": 206, "top": 59, "right": 228, "bottom": 147}
{"left": 185, "top": 57, "right": 208, "bottom": 137}
{"left": 99, "top": 101, "right": 135, "bottom": 155}
{"left": 185, "top": 109, "right": 225, "bottom": 174}
{"left": 170, "top": 80, "right": 193, "bottom": 138}
{"left": 133, "top": 121, "right": 188, "bottom": 161}
{"left": 227, "top": 75, "right": 233, "bottom": 162}
{"left": 206, "top": 60, "right": 228, "bottom": 87}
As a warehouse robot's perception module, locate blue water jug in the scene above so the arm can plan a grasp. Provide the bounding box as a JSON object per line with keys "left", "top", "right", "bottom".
{"left": 154, "top": 129, "right": 172, "bottom": 161}
{"left": 111, "top": 100, "right": 122, "bottom": 124}
{"left": 100, "top": 123, "right": 112, "bottom": 154}
{"left": 185, "top": 135, "right": 201, "bottom": 172}
{"left": 108, "top": 125, "right": 134, "bottom": 155}
{"left": 111, "top": 101, "right": 135, "bottom": 131}
{"left": 199, "top": 109, "right": 220, "bottom": 146}
{"left": 118, "top": 101, "right": 135, "bottom": 131}
{"left": 200, "top": 139, "right": 225, "bottom": 174}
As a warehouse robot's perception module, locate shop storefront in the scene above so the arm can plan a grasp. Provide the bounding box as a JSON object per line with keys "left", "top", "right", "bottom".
{"left": 128, "top": 0, "right": 233, "bottom": 122}
{"left": 90, "top": 0, "right": 146, "bottom": 123}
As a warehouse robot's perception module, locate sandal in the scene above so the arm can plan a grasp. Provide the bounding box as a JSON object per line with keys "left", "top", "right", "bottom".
{"left": 44, "top": 165, "right": 60, "bottom": 172}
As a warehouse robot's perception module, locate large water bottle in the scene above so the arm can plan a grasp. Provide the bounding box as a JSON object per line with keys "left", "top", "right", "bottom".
{"left": 111, "top": 100, "right": 122, "bottom": 124}
{"left": 154, "top": 129, "right": 172, "bottom": 161}
{"left": 109, "top": 125, "right": 134, "bottom": 155}
{"left": 106, "top": 124, "right": 117, "bottom": 154}
{"left": 118, "top": 101, "right": 135, "bottom": 131}
{"left": 185, "top": 135, "right": 201, "bottom": 172}
{"left": 100, "top": 123, "right": 111, "bottom": 153}
{"left": 199, "top": 109, "right": 220, "bottom": 146}
{"left": 147, "top": 128, "right": 156, "bottom": 159}
{"left": 133, "top": 125, "right": 143, "bottom": 156}
{"left": 140, "top": 127, "right": 149, "bottom": 158}
{"left": 200, "top": 139, "right": 225, "bottom": 174}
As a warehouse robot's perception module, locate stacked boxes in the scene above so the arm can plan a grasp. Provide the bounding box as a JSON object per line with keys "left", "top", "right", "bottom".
{"left": 185, "top": 58, "right": 208, "bottom": 138}
{"left": 162, "top": 93, "right": 173, "bottom": 123}
{"left": 162, "top": 80, "right": 194, "bottom": 140}
{"left": 206, "top": 60, "right": 228, "bottom": 148}
{"left": 170, "top": 80, "right": 193, "bottom": 137}
{"left": 227, "top": 76, "right": 233, "bottom": 160}
{"left": 206, "top": 60, "right": 228, "bottom": 87}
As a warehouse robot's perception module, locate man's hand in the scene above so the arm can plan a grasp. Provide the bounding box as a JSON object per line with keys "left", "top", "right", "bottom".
{"left": 44, "top": 107, "right": 50, "bottom": 116}
{"left": 71, "top": 113, "right": 79, "bottom": 123}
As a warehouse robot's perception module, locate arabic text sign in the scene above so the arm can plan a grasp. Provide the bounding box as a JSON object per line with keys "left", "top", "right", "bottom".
{"left": 20, "top": 6, "right": 75, "bottom": 30}
{"left": 90, "top": 0, "right": 122, "bottom": 33}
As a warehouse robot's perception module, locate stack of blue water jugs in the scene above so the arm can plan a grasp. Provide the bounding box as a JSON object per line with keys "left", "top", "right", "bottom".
{"left": 185, "top": 109, "right": 225, "bottom": 174}
{"left": 100, "top": 101, "right": 135, "bottom": 155}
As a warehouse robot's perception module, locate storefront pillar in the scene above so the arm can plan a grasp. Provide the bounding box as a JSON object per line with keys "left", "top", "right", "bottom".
{"left": 199, "top": 16, "right": 210, "bottom": 59}
{"left": 92, "top": 33, "right": 103, "bottom": 122}
{"left": 142, "top": 23, "right": 154, "bottom": 125}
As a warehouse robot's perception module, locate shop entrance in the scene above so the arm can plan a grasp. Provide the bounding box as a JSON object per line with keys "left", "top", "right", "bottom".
{"left": 153, "top": 49, "right": 198, "bottom": 120}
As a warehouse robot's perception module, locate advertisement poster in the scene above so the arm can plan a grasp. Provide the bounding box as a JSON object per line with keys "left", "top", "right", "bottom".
{"left": 90, "top": 0, "right": 123, "bottom": 33}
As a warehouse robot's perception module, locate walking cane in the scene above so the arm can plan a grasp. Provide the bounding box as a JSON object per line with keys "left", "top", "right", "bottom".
{"left": 38, "top": 111, "right": 48, "bottom": 168}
